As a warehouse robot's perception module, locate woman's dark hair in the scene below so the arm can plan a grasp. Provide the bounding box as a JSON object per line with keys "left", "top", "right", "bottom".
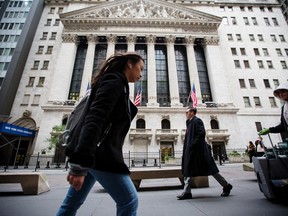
{"left": 91, "top": 52, "right": 144, "bottom": 87}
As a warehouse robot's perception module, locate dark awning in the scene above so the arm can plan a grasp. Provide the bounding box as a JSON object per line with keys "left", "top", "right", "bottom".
{"left": 0, "top": 122, "right": 36, "bottom": 137}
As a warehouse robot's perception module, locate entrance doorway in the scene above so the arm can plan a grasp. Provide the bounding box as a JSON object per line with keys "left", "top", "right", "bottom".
{"left": 212, "top": 142, "right": 227, "bottom": 161}
{"left": 160, "top": 141, "right": 174, "bottom": 162}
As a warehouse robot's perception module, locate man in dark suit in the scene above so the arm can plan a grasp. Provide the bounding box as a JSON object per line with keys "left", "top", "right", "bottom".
{"left": 177, "top": 107, "right": 233, "bottom": 200}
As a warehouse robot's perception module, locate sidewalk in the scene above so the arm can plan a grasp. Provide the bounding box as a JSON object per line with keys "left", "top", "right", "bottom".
{"left": 0, "top": 163, "right": 287, "bottom": 216}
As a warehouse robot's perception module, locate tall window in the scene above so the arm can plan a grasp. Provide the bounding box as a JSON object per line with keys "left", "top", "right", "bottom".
{"left": 269, "top": 97, "right": 277, "bottom": 107}
{"left": 243, "top": 97, "right": 251, "bottom": 107}
{"left": 175, "top": 45, "right": 190, "bottom": 106}
{"left": 255, "top": 122, "right": 262, "bottom": 132}
{"left": 252, "top": 17, "right": 258, "bottom": 25}
{"left": 161, "top": 119, "right": 170, "bottom": 129}
{"left": 155, "top": 45, "right": 170, "bottom": 107}
{"left": 136, "top": 119, "right": 145, "bottom": 129}
{"left": 239, "top": 79, "right": 246, "bottom": 88}
{"left": 194, "top": 41, "right": 212, "bottom": 102}
{"left": 263, "top": 79, "right": 270, "bottom": 88}
{"left": 68, "top": 37, "right": 87, "bottom": 100}
{"left": 276, "top": 48, "right": 282, "bottom": 56}
{"left": 240, "top": 48, "right": 246, "bottom": 55}
{"left": 37, "top": 46, "right": 44, "bottom": 54}
{"left": 254, "top": 97, "right": 261, "bottom": 107}
{"left": 272, "top": 18, "right": 279, "bottom": 26}
{"left": 249, "top": 79, "right": 255, "bottom": 88}
{"left": 264, "top": 17, "right": 270, "bottom": 26}
{"left": 115, "top": 37, "right": 127, "bottom": 53}
{"left": 243, "top": 17, "right": 249, "bottom": 25}
{"left": 273, "top": 79, "right": 279, "bottom": 88}
{"left": 93, "top": 38, "right": 107, "bottom": 76}
{"left": 254, "top": 48, "right": 260, "bottom": 56}
{"left": 135, "top": 42, "right": 147, "bottom": 106}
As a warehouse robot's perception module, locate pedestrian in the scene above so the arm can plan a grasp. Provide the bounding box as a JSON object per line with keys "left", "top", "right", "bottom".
{"left": 247, "top": 141, "right": 256, "bottom": 163}
{"left": 258, "top": 82, "right": 288, "bottom": 140}
{"left": 177, "top": 107, "right": 233, "bottom": 200}
{"left": 56, "top": 52, "right": 144, "bottom": 216}
{"left": 255, "top": 137, "right": 265, "bottom": 157}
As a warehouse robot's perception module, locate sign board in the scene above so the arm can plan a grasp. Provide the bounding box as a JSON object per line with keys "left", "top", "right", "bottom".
{"left": 0, "top": 122, "right": 35, "bottom": 137}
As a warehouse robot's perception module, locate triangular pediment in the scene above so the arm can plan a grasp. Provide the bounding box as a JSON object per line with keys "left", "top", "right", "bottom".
{"left": 60, "top": 0, "right": 221, "bottom": 29}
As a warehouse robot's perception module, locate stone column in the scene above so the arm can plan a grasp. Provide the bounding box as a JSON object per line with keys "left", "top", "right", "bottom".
{"left": 106, "top": 34, "right": 116, "bottom": 59}
{"left": 165, "top": 35, "right": 182, "bottom": 107}
{"left": 146, "top": 35, "right": 158, "bottom": 107}
{"left": 48, "top": 34, "right": 79, "bottom": 102}
{"left": 203, "top": 36, "right": 230, "bottom": 103}
{"left": 185, "top": 36, "right": 201, "bottom": 103}
{"left": 126, "top": 34, "right": 137, "bottom": 101}
{"left": 80, "top": 34, "right": 97, "bottom": 97}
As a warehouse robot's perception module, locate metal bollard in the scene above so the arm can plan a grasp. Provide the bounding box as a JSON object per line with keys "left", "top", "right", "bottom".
{"left": 143, "top": 159, "right": 146, "bottom": 166}
{"left": 24, "top": 162, "right": 28, "bottom": 169}
{"left": 4, "top": 164, "right": 8, "bottom": 172}
{"left": 154, "top": 158, "right": 158, "bottom": 166}
{"left": 46, "top": 161, "right": 50, "bottom": 169}
{"left": 36, "top": 161, "right": 40, "bottom": 169}
{"left": 65, "top": 161, "right": 69, "bottom": 170}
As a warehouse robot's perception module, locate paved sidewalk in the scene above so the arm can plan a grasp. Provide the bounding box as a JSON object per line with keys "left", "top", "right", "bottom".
{"left": 0, "top": 163, "right": 288, "bottom": 216}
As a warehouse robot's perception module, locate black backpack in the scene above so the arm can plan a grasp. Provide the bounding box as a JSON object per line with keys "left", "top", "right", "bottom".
{"left": 59, "top": 91, "right": 90, "bottom": 147}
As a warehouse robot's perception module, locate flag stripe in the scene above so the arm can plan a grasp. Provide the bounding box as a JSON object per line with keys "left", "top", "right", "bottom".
{"left": 134, "top": 90, "right": 141, "bottom": 106}
{"left": 190, "top": 83, "right": 198, "bottom": 108}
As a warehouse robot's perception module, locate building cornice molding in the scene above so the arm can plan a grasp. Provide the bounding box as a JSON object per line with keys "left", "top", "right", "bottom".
{"left": 59, "top": 0, "right": 221, "bottom": 34}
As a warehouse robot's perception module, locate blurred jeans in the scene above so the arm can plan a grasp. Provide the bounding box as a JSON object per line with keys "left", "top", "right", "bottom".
{"left": 56, "top": 169, "right": 138, "bottom": 216}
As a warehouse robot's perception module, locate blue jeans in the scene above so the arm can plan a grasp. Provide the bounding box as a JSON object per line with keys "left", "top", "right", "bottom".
{"left": 56, "top": 169, "right": 138, "bottom": 216}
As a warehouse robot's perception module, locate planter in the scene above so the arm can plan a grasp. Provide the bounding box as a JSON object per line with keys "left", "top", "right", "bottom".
{"left": 165, "top": 158, "right": 176, "bottom": 165}
{"left": 228, "top": 156, "right": 243, "bottom": 163}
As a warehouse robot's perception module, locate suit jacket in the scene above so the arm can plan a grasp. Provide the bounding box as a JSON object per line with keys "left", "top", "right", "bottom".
{"left": 68, "top": 72, "right": 137, "bottom": 174}
{"left": 182, "top": 116, "right": 219, "bottom": 177}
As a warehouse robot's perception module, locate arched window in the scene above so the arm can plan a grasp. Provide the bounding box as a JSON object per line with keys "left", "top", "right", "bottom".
{"left": 161, "top": 119, "right": 170, "bottom": 129}
{"left": 210, "top": 119, "right": 219, "bottom": 129}
{"left": 136, "top": 119, "right": 145, "bottom": 129}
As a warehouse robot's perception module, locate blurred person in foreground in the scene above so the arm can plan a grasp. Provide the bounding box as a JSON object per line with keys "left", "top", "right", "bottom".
{"left": 258, "top": 83, "right": 288, "bottom": 141}
{"left": 56, "top": 52, "right": 144, "bottom": 216}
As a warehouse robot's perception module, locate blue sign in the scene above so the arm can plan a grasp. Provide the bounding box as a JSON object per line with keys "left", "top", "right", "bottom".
{"left": 0, "top": 122, "right": 35, "bottom": 137}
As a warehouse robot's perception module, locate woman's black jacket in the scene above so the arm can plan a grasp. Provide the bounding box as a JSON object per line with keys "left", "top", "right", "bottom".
{"left": 68, "top": 72, "right": 137, "bottom": 174}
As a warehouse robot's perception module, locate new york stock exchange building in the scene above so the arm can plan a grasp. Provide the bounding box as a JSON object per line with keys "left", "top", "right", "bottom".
{"left": 2, "top": 0, "right": 288, "bottom": 167}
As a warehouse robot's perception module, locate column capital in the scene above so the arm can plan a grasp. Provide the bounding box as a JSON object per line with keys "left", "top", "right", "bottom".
{"left": 86, "top": 34, "right": 98, "bottom": 44}
{"left": 62, "top": 34, "right": 79, "bottom": 44}
{"left": 165, "top": 35, "right": 176, "bottom": 44}
{"left": 146, "top": 35, "right": 156, "bottom": 44}
{"left": 203, "top": 36, "right": 219, "bottom": 46}
{"left": 184, "top": 36, "right": 196, "bottom": 45}
{"left": 126, "top": 34, "right": 137, "bottom": 44}
{"left": 106, "top": 34, "right": 117, "bottom": 43}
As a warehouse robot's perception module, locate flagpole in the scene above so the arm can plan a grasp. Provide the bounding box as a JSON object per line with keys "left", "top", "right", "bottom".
{"left": 186, "top": 91, "right": 191, "bottom": 105}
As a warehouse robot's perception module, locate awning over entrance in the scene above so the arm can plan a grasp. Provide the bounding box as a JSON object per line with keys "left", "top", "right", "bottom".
{"left": 0, "top": 122, "right": 36, "bottom": 137}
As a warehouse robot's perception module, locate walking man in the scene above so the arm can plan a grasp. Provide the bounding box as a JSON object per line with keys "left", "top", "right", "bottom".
{"left": 177, "top": 107, "right": 233, "bottom": 200}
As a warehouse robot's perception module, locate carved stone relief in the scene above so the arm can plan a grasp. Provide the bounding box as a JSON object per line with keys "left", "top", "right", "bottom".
{"left": 74, "top": 0, "right": 207, "bottom": 21}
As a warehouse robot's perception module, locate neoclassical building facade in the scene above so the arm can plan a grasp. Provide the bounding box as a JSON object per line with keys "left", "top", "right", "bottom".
{"left": 3, "top": 0, "right": 288, "bottom": 165}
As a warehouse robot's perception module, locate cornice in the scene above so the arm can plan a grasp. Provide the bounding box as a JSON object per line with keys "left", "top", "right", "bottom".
{"left": 59, "top": 0, "right": 221, "bottom": 33}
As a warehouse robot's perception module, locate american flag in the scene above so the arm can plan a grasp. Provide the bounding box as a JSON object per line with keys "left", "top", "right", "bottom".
{"left": 134, "top": 90, "right": 142, "bottom": 106}
{"left": 191, "top": 83, "right": 198, "bottom": 108}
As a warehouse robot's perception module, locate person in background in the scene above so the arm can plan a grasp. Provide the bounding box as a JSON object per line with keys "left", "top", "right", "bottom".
{"left": 255, "top": 137, "right": 265, "bottom": 157}
{"left": 258, "top": 82, "right": 288, "bottom": 141}
{"left": 247, "top": 141, "right": 256, "bottom": 163}
{"left": 177, "top": 107, "right": 233, "bottom": 200}
{"left": 56, "top": 52, "right": 144, "bottom": 216}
